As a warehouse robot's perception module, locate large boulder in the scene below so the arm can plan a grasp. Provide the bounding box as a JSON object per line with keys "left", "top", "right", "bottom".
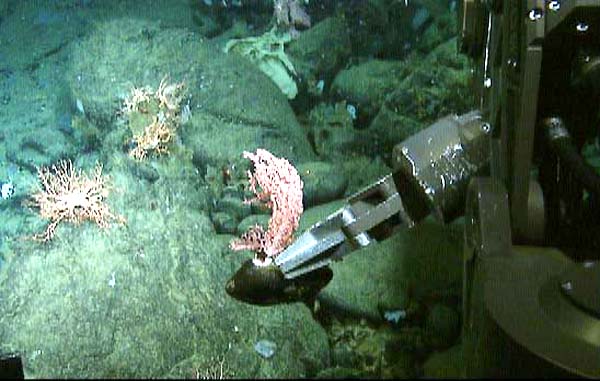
{"left": 331, "top": 59, "right": 409, "bottom": 127}
{"left": 0, "top": 155, "right": 330, "bottom": 378}
{"left": 67, "top": 17, "right": 314, "bottom": 164}
{"left": 287, "top": 16, "right": 352, "bottom": 103}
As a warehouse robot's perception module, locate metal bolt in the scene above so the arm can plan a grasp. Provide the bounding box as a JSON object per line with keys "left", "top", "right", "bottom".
{"left": 576, "top": 22, "right": 589, "bottom": 33}
{"left": 548, "top": 1, "right": 560, "bottom": 11}
{"left": 528, "top": 8, "right": 543, "bottom": 21}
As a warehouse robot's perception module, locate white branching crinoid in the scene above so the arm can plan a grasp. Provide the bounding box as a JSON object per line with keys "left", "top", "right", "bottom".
{"left": 121, "top": 86, "right": 153, "bottom": 115}
{"left": 27, "top": 160, "right": 125, "bottom": 242}
{"left": 154, "top": 75, "right": 186, "bottom": 111}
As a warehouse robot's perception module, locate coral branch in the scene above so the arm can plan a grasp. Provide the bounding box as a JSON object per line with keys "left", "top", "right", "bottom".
{"left": 229, "top": 149, "right": 304, "bottom": 262}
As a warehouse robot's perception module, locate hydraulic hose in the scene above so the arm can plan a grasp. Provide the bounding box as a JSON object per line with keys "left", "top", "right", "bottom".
{"left": 543, "top": 116, "right": 600, "bottom": 196}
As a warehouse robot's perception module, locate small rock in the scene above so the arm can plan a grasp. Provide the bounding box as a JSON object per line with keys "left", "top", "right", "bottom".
{"left": 211, "top": 211, "right": 238, "bottom": 234}
{"left": 298, "top": 161, "right": 348, "bottom": 207}
{"left": 254, "top": 339, "right": 277, "bottom": 359}
{"left": 216, "top": 195, "right": 251, "bottom": 221}
{"left": 383, "top": 309, "right": 407, "bottom": 324}
{"left": 424, "top": 304, "right": 460, "bottom": 350}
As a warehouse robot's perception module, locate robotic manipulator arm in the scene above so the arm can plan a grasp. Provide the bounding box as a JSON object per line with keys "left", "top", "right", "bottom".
{"left": 270, "top": 0, "right": 600, "bottom": 301}
{"left": 275, "top": 111, "right": 491, "bottom": 279}
{"left": 225, "top": 110, "right": 491, "bottom": 306}
{"left": 271, "top": 111, "right": 491, "bottom": 282}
